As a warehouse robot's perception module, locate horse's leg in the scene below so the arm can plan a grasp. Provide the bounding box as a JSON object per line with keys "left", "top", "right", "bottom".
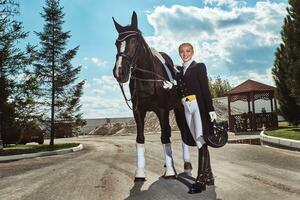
{"left": 133, "top": 109, "right": 147, "bottom": 182}
{"left": 154, "top": 108, "right": 176, "bottom": 178}
{"left": 174, "top": 107, "right": 193, "bottom": 174}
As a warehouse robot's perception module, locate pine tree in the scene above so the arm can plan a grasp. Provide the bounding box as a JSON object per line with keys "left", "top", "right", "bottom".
{"left": 287, "top": 1, "right": 300, "bottom": 104}
{"left": 272, "top": 0, "right": 300, "bottom": 126}
{"left": 35, "top": 0, "right": 85, "bottom": 145}
{"left": 0, "top": 1, "right": 39, "bottom": 144}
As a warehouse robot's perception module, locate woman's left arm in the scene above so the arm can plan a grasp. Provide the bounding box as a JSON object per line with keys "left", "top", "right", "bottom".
{"left": 199, "top": 63, "right": 214, "bottom": 112}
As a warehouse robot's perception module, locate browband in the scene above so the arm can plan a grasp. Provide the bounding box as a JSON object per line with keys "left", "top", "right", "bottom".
{"left": 117, "top": 31, "right": 140, "bottom": 42}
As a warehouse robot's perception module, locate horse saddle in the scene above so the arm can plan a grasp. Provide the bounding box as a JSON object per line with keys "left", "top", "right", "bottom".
{"left": 150, "top": 48, "right": 176, "bottom": 82}
{"left": 159, "top": 52, "right": 175, "bottom": 76}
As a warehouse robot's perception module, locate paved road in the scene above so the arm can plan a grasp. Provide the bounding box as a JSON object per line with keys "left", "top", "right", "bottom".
{"left": 0, "top": 133, "right": 299, "bottom": 200}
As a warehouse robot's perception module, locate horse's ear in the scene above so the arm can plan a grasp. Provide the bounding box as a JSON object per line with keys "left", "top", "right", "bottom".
{"left": 131, "top": 11, "right": 138, "bottom": 30}
{"left": 113, "top": 17, "right": 123, "bottom": 33}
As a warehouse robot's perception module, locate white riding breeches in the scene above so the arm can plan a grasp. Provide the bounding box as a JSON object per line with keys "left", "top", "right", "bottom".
{"left": 182, "top": 97, "right": 206, "bottom": 149}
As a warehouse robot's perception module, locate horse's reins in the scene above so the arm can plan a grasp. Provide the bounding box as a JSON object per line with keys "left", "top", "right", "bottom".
{"left": 131, "top": 67, "right": 167, "bottom": 82}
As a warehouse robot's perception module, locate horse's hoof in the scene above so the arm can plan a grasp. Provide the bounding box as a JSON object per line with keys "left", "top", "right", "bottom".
{"left": 135, "top": 168, "right": 146, "bottom": 182}
{"left": 134, "top": 177, "right": 146, "bottom": 182}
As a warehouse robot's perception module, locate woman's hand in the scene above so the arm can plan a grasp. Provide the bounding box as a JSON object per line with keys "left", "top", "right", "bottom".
{"left": 163, "top": 81, "right": 173, "bottom": 90}
{"left": 209, "top": 111, "right": 217, "bottom": 122}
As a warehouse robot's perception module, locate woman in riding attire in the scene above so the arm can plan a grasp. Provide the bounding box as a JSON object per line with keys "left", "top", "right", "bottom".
{"left": 175, "top": 42, "right": 217, "bottom": 193}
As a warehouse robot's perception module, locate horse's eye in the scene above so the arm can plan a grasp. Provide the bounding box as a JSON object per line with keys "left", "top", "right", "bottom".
{"left": 130, "top": 38, "right": 137, "bottom": 44}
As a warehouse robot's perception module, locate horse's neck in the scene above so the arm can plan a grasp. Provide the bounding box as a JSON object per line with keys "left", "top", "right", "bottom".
{"left": 136, "top": 42, "right": 154, "bottom": 69}
{"left": 131, "top": 40, "right": 159, "bottom": 97}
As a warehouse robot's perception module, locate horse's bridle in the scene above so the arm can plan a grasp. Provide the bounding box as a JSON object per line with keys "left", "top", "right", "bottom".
{"left": 115, "top": 31, "right": 142, "bottom": 110}
{"left": 115, "top": 30, "right": 168, "bottom": 110}
{"left": 116, "top": 31, "right": 141, "bottom": 69}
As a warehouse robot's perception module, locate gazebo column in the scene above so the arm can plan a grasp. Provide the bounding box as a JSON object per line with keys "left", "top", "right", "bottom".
{"left": 247, "top": 95, "right": 251, "bottom": 113}
{"left": 228, "top": 95, "right": 232, "bottom": 131}
{"left": 251, "top": 92, "right": 256, "bottom": 131}
{"left": 274, "top": 97, "right": 278, "bottom": 128}
{"left": 247, "top": 94, "right": 251, "bottom": 131}
{"left": 270, "top": 98, "right": 274, "bottom": 112}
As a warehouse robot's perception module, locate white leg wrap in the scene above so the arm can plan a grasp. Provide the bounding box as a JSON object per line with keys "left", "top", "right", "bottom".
{"left": 135, "top": 143, "right": 146, "bottom": 178}
{"left": 136, "top": 143, "right": 145, "bottom": 169}
{"left": 163, "top": 143, "right": 176, "bottom": 177}
{"left": 182, "top": 142, "right": 191, "bottom": 162}
{"left": 163, "top": 143, "right": 173, "bottom": 167}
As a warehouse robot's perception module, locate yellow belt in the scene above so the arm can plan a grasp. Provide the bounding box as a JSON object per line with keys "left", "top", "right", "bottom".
{"left": 183, "top": 95, "right": 196, "bottom": 102}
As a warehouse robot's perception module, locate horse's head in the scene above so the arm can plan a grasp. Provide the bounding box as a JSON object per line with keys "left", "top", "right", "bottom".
{"left": 112, "top": 11, "right": 141, "bottom": 83}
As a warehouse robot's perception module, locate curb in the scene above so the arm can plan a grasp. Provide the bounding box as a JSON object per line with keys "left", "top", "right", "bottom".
{"left": 0, "top": 144, "right": 83, "bottom": 162}
{"left": 227, "top": 132, "right": 261, "bottom": 145}
{"left": 260, "top": 131, "right": 300, "bottom": 151}
{"left": 228, "top": 137, "right": 261, "bottom": 145}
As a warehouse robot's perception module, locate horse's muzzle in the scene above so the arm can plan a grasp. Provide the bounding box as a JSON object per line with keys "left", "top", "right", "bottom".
{"left": 117, "top": 66, "right": 130, "bottom": 83}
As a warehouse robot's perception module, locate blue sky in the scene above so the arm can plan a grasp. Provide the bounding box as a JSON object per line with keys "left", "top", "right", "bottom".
{"left": 18, "top": 0, "right": 288, "bottom": 118}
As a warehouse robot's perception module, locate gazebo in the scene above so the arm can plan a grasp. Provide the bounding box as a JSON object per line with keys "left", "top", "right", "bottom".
{"left": 226, "top": 79, "right": 278, "bottom": 132}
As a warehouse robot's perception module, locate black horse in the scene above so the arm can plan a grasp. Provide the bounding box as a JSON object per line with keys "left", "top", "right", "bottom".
{"left": 112, "top": 11, "right": 191, "bottom": 181}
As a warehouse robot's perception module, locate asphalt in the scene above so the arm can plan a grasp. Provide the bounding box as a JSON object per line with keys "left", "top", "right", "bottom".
{"left": 0, "top": 131, "right": 299, "bottom": 162}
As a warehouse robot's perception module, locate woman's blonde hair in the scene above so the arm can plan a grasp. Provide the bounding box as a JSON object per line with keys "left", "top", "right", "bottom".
{"left": 178, "top": 43, "right": 194, "bottom": 53}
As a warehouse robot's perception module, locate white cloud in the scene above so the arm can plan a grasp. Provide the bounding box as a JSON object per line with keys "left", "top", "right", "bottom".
{"left": 80, "top": 95, "right": 132, "bottom": 118}
{"left": 84, "top": 57, "right": 108, "bottom": 68}
{"left": 81, "top": 75, "right": 132, "bottom": 118}
{"left": 145, "top": 2, "right": 287, "bottom": 81}
{"left": 248, "top": 67, "right": 274, "bottom": 86}
{"left": 227, "top": 66, "right": 274, "bottom": 87}
{"left": 92, "top": 75, "right": 121, "bottom": 92}
{"left": 204, "top": 0, "right": 246, "bottom": 7}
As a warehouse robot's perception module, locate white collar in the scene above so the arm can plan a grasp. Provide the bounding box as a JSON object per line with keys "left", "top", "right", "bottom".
{"left": 183, "top": 59, "right": 193, "bottom": 68}
{"left": 182, "top": 60, "right": 194, "bottom": 75}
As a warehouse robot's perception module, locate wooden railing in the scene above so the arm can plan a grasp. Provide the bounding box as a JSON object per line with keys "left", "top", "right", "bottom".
{"left": 229, "top": 112, "right": 278, "bottom": 132}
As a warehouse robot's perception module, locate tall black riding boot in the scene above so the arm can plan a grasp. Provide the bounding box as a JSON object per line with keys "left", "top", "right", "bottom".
{"left": 205, "top": 148, "right": 214, "bottom": 185}
{"left": 189, "top": 145, "right": 208, "bottom": 194}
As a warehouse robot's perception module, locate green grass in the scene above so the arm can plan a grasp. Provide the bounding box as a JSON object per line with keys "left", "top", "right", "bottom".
{"left": 265, "top": 124, "right": 300, "bottom": 140}
{"left": 0, "top": 143, "right": 80, "bottom": 156}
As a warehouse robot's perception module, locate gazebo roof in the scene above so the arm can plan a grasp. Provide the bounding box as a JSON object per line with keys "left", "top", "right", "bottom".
{"left": 226, "top": 79, "right": 275, "bottom": 95}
